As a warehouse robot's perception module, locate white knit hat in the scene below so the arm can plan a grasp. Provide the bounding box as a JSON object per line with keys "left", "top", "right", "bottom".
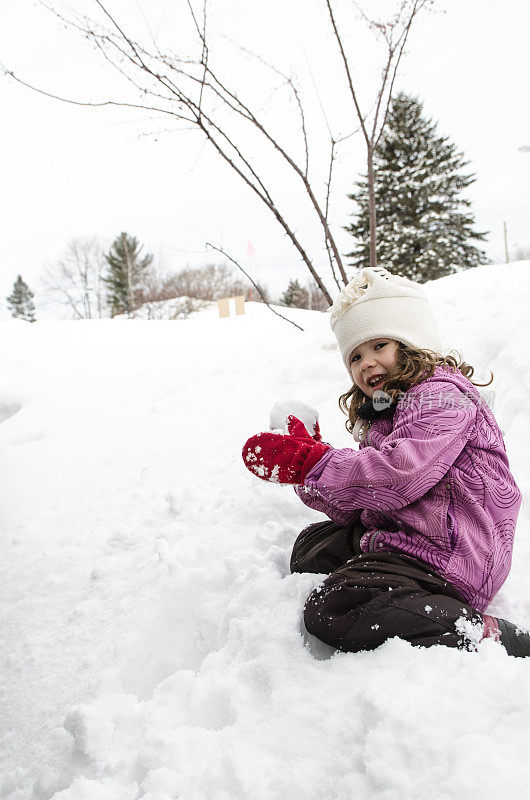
{"left": 329, "top": 266, "right": 442, "bottom": 371}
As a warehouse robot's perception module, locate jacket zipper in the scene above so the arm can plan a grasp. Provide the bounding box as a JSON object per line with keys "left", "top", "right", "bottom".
{"left": 447, "top": 494, "right": 457, "bottom": 546}
{"left": 368, "top": 530, "right": 381, "bottom": 551}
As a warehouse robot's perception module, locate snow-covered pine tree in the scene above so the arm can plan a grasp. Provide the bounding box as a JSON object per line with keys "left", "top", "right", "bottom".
{"left": 345, "top": 92, "right": 488, "bottom": 283}
{"left": 6, "top": 275, "right": 36, "bottom": 322}
{"left": 103, "top": 232, "right": 154, "bottom": 317}
{"left": 281, "top": 278, "right": 309, "bottom": 308}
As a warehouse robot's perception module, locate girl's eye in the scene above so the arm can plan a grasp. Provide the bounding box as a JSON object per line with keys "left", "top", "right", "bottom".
{"left": 351, "top": 341, "right": 388, "bottom": 364}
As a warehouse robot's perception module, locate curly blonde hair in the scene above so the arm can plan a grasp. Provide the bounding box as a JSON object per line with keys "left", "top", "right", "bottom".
{"left": 339, "top": 343, "right": 493, "bottom": 435}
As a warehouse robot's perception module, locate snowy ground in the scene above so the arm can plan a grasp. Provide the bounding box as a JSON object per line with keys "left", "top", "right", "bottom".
{"left": 1, "top": 262, "right": 530, "bottom": 800}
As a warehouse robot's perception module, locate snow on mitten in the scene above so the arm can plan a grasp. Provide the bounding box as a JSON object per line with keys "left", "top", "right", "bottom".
{"left": 242, "top": 417, "right": 329, "bottom": 484}
{"left": 269, "top": 399, "right": 322, "bottom": 441}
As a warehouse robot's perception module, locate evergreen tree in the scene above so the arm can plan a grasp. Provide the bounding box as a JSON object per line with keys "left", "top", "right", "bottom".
{"left": 281, "top": 278, "right": 309, "bottom": 308}
{"left": 345, "top": 92, "right": 488, "bottom": 283}
{"left": 6, "top": 275, "right": 36, "bottom": 322}
{"left": 103, "top": 232, "right": 154, "bottom": 316}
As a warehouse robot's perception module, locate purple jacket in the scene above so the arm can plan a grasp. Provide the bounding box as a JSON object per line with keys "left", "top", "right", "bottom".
{"left": 295, "top": 367, "right": 521, "bottom": 611}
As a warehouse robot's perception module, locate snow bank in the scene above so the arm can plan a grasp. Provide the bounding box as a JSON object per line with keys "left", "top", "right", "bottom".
{"left": 1, "top": 263, "right": 530, "bottom": 800}
{"left": 116, "top": 296, "right": 209, "bottom": 321}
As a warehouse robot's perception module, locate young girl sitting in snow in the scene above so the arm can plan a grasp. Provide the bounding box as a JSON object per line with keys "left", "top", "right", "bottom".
{"left": 242, "top": 266, "right": 528, "bottom": 656}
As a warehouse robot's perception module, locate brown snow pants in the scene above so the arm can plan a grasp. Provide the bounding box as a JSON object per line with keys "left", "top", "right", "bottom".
{"left": 290, "top": 519, "right": 483, "bottom": 652}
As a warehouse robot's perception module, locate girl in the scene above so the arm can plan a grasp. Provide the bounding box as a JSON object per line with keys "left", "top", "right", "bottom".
{"left": 242, "top": 266, "right": 528, "bottom": 656}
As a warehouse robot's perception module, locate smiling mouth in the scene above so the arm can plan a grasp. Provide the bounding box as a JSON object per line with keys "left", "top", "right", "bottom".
{"left": 366, "top": 375, "right": 385, "bottom": 387}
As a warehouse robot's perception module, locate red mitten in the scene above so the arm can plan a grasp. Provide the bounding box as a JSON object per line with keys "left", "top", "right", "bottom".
{"left": 286, "top": 414, "right": 322, "bottom": 442}
{"left": 242, "top": 417, "right": 329, "bottom": 484}
{"left": 312, "top": 419, "right": 323, "bottom": 442}
{"left": 269, "top": 400, "right": 323, "bottom": 441}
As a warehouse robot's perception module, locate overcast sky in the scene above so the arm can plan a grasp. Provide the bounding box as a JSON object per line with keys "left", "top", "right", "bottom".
{"left": 1, "top": 0, "right": 529, "bottom": 311}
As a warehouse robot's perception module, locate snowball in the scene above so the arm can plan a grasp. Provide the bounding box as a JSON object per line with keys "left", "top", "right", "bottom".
{"left": 269, "top": 399, "right": 319, "bottom": 436}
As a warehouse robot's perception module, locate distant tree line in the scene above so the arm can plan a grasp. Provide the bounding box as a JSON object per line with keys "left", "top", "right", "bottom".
{"left": 38, "top": 232, "right": 275, "bottom": 320}
{"left": 4, "top": 231, "right": 332, "bottom": 322}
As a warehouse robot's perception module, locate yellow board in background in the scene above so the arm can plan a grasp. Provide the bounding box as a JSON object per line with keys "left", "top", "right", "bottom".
{"left": 217, "top": 298, "right": 230, "bottom": 318}
{"left": 217, "top": 296, "right": 245, "bottom": 318}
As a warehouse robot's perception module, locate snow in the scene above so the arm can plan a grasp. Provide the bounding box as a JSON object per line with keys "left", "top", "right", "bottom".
{"left": 115, "top": 297, "right": 206, "bottom": 321}
{"left": 269, "top": 399, "right": 319, "bottom": 436}
{"left": 1, "top": 262, "right": 530, "bottom": 799}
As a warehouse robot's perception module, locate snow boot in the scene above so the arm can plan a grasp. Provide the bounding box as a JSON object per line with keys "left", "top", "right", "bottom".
{"left": 497, "top": 618, "right": 530, "bottom": 657}
{"left": 482, "top": 614, "right": 530, "bottom": 657}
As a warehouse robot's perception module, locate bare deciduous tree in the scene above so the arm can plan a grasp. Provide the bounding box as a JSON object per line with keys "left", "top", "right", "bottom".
{"left": 249, "top": 282, "right": 271, "bottom": 305}
{"left": 152, "top": 263, "right": 248, "bottom": 302}
{"left": 140, "top": 262, "right": 249, "bottom": 303}
{"left": 307, "top": 279, "right": 330, "bottom": 311}
{"left": 41, "top": 237, "right": 107, "bottom": 319}
{"left": 326, "top": 0, "right": 433, "bottom": 267}
{"left": 3, "top": 0, "right": 432, "bottom": 302}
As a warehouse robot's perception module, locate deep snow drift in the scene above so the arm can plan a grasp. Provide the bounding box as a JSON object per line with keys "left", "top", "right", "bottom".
{"left": 1, "top": 262, "right": 530, "bottom": 800}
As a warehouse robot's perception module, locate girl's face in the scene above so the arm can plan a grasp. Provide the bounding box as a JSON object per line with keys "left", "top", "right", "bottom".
{"left": 349, "top": 338, "right": 400, "bottom": 398}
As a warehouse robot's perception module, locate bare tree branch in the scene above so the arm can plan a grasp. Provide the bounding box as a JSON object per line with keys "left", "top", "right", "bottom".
{"left": 205, "top": 243, "right": 304, "bottom": 331}
{"left": 325, "top": 0, "right": 433, "bottom": 267}
{"left": 221, "top": 38, "right": 310, "bottom": 177}
{"left": 39, "top": 2, "right": 341, "bottom": 297}
{"left": 324, "top": 138, "right": 343, "bottom": 291}
{"left": 373, "top": 1, "right": 428, "bottom": 149}
{"left": 196, "top": 56, "right": 348, "bottom": 284}
{"left": 325, "top": 0, "right": 370, "bottom": 147}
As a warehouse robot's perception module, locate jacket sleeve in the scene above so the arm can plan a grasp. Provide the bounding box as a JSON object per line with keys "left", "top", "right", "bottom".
{"left": 293, "top": 482, "right": 362, "bottom": 526}
{"left": 300, "top": 381, "right": 477, "bottom": 518}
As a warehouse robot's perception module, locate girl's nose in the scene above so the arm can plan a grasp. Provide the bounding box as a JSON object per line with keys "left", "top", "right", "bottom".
{"left": 361, "top": 354, "right": 377, "bottom": 369}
